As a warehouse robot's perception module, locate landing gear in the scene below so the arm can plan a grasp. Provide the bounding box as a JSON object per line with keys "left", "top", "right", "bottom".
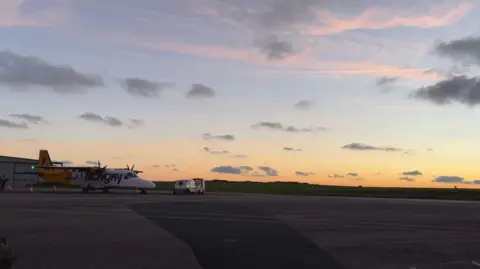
{"left": 102, "top": 188, "right": 109, "bottom": 193}
{"left": 140, "top": 189, "right": 147, "bottom": 195}
{"left": 82, "top": 187, "right": 89, "bottom": 193}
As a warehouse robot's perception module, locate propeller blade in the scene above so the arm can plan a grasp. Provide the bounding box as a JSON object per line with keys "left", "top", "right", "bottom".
{"left": 126, "top": 164, "right": 130, "bottom": 170}
{"left": 97, "top": 160, "right": 101, "bottom": 168}
{"left": 131, "top": 164, "right": 135, "bottom": 171}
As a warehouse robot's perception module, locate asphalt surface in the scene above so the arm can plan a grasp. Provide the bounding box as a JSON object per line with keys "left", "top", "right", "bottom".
{"left": 2, "top": 189, "right": 480, "bottom": 269}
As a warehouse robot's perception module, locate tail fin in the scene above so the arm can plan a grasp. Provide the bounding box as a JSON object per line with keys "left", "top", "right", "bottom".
{"left": 38, "top": 150, "right": 53, "bottom": 167}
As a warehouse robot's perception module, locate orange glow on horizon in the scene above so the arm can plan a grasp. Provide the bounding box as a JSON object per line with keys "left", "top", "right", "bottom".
{"left": 2, "top": 139, "right": 480, "bottom": 189}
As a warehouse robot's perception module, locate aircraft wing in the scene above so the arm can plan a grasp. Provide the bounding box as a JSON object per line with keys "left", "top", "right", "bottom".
{"left": 35, "top": 166, "right": 104, "bottom": 171}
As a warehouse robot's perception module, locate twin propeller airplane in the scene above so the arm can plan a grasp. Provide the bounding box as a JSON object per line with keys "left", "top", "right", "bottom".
{"left": 34, "top": 150, "right": 156, "bottom": 194}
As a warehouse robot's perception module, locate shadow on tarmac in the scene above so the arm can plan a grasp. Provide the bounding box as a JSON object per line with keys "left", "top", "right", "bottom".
{"left": 130, "top": 202, "right": 346, "bottom": 269}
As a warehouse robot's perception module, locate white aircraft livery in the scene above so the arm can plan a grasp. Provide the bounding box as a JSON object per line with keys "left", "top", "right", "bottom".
{"left": 34, "top": 150, "right": 156, "bottom": 194}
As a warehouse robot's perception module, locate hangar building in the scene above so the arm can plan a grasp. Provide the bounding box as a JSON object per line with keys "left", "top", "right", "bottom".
{"left": 0, "top": 155, "right": 62, "bottom": 186}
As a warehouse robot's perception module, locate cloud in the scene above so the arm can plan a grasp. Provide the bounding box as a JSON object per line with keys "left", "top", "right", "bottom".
{"left": 422, "top": 65, "right": 469, "bottom": 78}
{"left": 464, "top": 180, "right": 480, "bottom": 185}
{"left": 0, "top": 51, "right": 104, "bottom": 94}
{"left": 376, "top": 76, "right": 400, "bottom": 86}
{"left": 196, "top": 0, "right": 472, "bottom": 36}
{"left": 304, "top": 3, "right": 473, "bottom": 36}
{"left": 120, "top": 78, "right": 173, "bottom": 98}
{"left": 402, "top": 170, "right": 423, "bottom": 176}
{"left": 251, "top": 172, "right": 265, "bottom": 177}
{"left": 294, "top": 100, "right": 313, "bottom": 110}
{"left": 0, "top": 118, "right": 28, "bottom": 129}
{"left": 0, "top": 0, "right": 67, "bottom": 27}
{"left": 157, "top": 163, "right": 179, "bottom": 171}
{"left": 186, "top": 83, "right": 216, "bottom": 99}
{"left": 283, "top": 147, "right": 302, "bottom": 152}
{"left": 423, "top": 68, "right": 443, "bottom": 76}
{"left": 85, "top": 160, "right": 98, "bottom": 166}
{"left": 134, "top": 38, "right": 431, "bottom": 80}
{"left": 62, "top": 160, "right": 73, "bottom": 165}
{"left": 257, "top": 166, "right": 279, "bottom": 176}
{"left": 411, "top": 76, "right": 480, "bottom": 106}
{"left": 399, "top": 177, "right": 415, "bottom": 182}
{"left": 210, "top": 165, "right": 253, "bottom": 175}
{"left": 130, "top": 34, "right": 437, "bottom": 79}
{"left": 252, "top": 121, "right": 328, "bottom": 133}
{"left": 128, "top": 118, "right": 145, "bottom": 128}
{"left": 78, "top": 112, "right": 123, "bottom": 127}
{"left": 341, "top": 143, "right": 402, "bottom": 152}
{"left": 260, "top": 37, "right": 295, "bottom": 61}
{"left": 295, "top": 171, "right": 315, "bottom": 177}
{"left": 433, "top": 176, "right": 464, "bottom": 183}
{"left": 328, "top": 174, "right": 344, "bottom": 178}
{"left": 202, "top": 133, "right": 235, "bottom": 141}
{"left": 203, "top": 147, "right": 230, "bottom": 155}
{"left": 347, "top": 172, "right": 358, "bottom": 177}
{"left": 8, "top": 113, "right": 46, "bottom": 124}
{"left": 435, "top": 37, "right": 480, "bottom": 65}
{"left": 202, "top": 147, "right": 247, "bottom": 158}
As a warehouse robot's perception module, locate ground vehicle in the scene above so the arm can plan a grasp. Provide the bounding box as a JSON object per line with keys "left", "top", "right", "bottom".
{"left": 173, "top": 178, "right": 205, "bottom": 194}
{"left": 193, "top": 178, "right": 205, "bottom": 194}
{"left": 173, "top": 179, "right": 196, "bottom": 194}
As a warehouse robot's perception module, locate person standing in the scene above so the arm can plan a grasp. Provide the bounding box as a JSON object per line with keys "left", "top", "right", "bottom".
{"left": 0, "top": 174, "right": 7, "bottom": 192}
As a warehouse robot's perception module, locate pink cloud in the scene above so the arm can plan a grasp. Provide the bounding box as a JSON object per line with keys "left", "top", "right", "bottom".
{"left": 192, "top": 0, "right": 472, "bottom": 35}
{"left": 0, "top": 0, "right": 67, "bottom": 27}
{"left": 138, "top": 38, "right": 439, "bottom": 80}
{"left": 306, "top": 2, "right": 473, "bottom": 35}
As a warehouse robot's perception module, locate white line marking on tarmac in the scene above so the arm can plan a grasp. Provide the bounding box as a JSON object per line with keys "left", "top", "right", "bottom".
{"left": 472, "top": 261, "right": 480, "bottom": 267}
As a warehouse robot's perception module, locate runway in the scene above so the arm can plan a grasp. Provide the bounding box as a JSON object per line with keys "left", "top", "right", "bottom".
{"left": 2, "top": 190, "right": 480, "bottom": 269}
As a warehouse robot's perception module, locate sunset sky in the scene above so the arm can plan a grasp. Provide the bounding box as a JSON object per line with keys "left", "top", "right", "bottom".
{"left": 2, "top": 0, "right": 480, "bottom": 188}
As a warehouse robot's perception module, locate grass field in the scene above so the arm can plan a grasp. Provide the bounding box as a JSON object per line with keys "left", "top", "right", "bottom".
{"left": 155, "top": 180, "right": 480, "bottom": 201}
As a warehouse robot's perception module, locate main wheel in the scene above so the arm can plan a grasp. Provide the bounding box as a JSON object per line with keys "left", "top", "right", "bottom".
{"left": 140, "top": 190, "right": 147, "bottom": 195}
{"left": 82, "top": 188, "right": 89, "bottom": 193}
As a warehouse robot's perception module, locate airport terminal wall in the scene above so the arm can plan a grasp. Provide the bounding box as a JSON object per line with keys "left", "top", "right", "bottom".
{"left": 0, "top": 155, "right": 40, "bottom": 186}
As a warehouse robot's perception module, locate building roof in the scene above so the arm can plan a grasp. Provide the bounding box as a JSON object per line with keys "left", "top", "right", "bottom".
{"left": 0, "top": 155, "right": 37, "bottom": 163}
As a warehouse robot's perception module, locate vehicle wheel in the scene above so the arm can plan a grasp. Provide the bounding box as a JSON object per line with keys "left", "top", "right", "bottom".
{"left": 140, "top": 190, "right": 147, "bottom": 195}
{"left": 82, "top": 188, "right": 88, "bottom": 193}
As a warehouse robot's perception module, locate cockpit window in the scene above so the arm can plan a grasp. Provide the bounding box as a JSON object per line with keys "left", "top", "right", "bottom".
{"left": 127, "top": 172, "right": 136, "bottom": 178}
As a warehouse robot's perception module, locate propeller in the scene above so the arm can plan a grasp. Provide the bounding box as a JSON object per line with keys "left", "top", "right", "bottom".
{"left": 126, "top": 164, "right": 135, "bottom": 171}
{"left": 91, "top": 160, "right": 107, "bottom": 175}
{"left": 97, "top": 160, "right": 107, "bottom": 169}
